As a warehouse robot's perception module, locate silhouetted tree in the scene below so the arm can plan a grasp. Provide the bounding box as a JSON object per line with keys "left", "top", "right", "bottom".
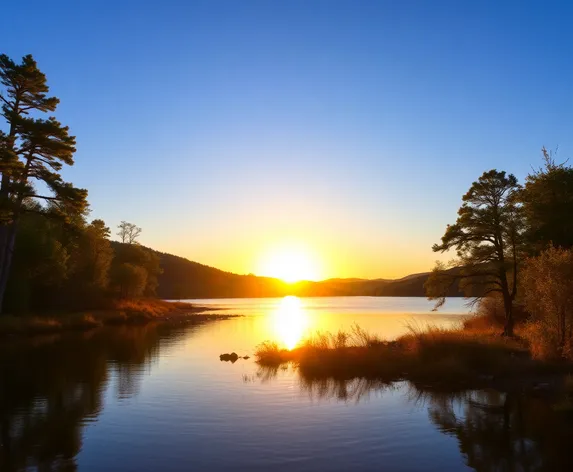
{"left": 520, "top": 147, "right": 573, "bottom": 251}
{"left": 117, "top": 221, "right": 141, "bottom": 244}
{"left": 0, "top": 54, "right": 87, "bottom": 313}
{"left": 426, "top": 170, "right": 525, "bottom": 336}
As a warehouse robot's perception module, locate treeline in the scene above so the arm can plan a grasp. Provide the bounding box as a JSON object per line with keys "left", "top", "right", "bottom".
{"left": 427, "top": 149, "right": 573, "bottom": 358}
{"left": 0, "top": 54, "right": 162, "bottom": 314}
{"left": 6, "top": 212, "right": 160, "bottom": 313}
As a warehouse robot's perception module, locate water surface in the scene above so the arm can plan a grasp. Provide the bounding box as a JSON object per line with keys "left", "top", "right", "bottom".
{"left": 1, "top": 297, "right": 572, "bottom": 471}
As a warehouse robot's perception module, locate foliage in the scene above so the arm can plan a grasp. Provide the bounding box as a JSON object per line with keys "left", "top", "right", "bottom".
{"left": 112, "top": 263, "right": 148, "bottom": 298}
{"left": 255, "top": 324, "right": 531, "bottom": 384}
{"left": 111, "top": 242, "right": 161, "bottom": 297}
{"left": 521, "top": 148, "right": 573, "bottom": 251}
{"left": 521, "top": 246, "right": 573, "bottom": 359}
{"left": 1, "top": 206, "right": 160, "bottom": 312}
{"left": 426, "top": 170, "right": 525, "bottom": 335}
{"left": 0, "top": 54, "right": 87, "bottom": 312}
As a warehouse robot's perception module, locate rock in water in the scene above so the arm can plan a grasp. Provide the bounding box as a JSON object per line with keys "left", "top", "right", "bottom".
{"left": 219, "top": 352, "right": 239, "bottom": 363}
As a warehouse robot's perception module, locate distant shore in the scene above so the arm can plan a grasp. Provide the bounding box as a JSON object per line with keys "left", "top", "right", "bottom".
{"left": 0, "top": 299, "right": 238, "bottom": 337}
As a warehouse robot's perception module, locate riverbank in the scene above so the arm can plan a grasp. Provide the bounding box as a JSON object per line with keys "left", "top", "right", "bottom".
{"left": 0, "top": 299, "right": 237, "bottom": 337}
{"left": 255, "top": 323, "right": 573, "bottom": 394}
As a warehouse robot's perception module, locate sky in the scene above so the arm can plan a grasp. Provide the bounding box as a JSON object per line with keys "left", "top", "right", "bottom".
{"left": 2, "top": 0, "right": 573, "bottom": 280}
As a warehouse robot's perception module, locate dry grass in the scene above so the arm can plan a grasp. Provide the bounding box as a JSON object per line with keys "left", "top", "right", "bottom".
{"left": 0, "top": 312, "right": 101, "bottom": 336}
{"left": 0, "top": 299, "right": 221, "bottom": 336}
{"left": 255, "top": 322, "right": 562, "bottom": 387}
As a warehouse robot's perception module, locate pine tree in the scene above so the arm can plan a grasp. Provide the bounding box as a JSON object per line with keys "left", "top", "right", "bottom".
{"left": 426, "top": 170, "right": 525, "bottom": 336}
{"left": 0, "top": 54, "right": 87, "bottom": 313}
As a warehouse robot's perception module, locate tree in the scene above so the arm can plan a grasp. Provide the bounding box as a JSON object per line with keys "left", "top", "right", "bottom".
{"left": 5, "top": 208, "right": 70, "bottom": 312}
{"left": 112, "top": 263, "right": 147, "bottom": 298}
{"left": 426, "top": 170, "right": 524, "bottom": 336}
{"left": 73, "top": 219, "right": 113, "bottom": 297}
{"left": 0, "top": 54, "right": 87, "bottom": 313}
{"left": 520, "top": 148, "right": 573, "bottom": 251}
{"left": 117, "top": 221, "right": 141, "bottom": 244}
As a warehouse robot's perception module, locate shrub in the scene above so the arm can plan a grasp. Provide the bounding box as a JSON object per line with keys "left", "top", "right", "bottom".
{"left": 522, "top": 247, "right": 573, "bottom": 359}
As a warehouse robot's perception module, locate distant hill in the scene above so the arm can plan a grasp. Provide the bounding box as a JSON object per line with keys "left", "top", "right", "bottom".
{"left": 146, "top": 247, "right": 464, "bottom": 299}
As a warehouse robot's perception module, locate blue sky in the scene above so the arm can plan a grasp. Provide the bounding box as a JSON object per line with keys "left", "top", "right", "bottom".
{"left": 3, "top": 0, "right": 573, "bottom": 278}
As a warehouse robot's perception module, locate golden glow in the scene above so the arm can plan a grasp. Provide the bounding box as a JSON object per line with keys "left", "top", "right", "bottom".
{"left": 270, "top": 296, "right": 309, "bottom": 349}
{"left": 257, "top": 243, "right": 322, "bottom": 282}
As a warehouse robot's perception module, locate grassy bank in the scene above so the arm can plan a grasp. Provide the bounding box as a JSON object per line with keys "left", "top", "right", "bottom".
{"left": 0, "top": 299, "right": 234, "bottom": 337}
{"left": 256, "top": 322, "right": 573, "bottom": 391}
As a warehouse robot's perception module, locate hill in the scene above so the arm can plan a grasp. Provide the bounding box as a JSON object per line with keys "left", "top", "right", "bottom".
{"left": 149, "top": 247, "right": 464, "bottom": 299}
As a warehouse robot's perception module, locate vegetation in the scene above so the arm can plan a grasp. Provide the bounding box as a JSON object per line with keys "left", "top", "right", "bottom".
{"left": 426, "top": 170, "right": 524, "bottom": 335}
{"left": 117, "top": 220, "right": 142, "bottom": 244}
{"left": 521, "top": 148, "right": 573, "bottom": 251}
{"left": 0, "top": 299, "right": 230, "bottom": 336}
{"left": 0, "top": 54, "right": 87, "bottom": 313}
{"left": 256, "top": 323, "right": 569, "bottom": 388}
{"left": 255, "top": 147, "right": 573, "bottom": 386}
{"left": 156, "top": 251, "right": 463, "bottom": 299}
{"left": 522, "top": 246, "right": 573, "bottom": 360}
{"left": 426, "top": 148, "right": 573, "bottom": 348}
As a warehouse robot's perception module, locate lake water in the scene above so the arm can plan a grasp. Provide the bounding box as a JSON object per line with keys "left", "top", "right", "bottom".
{"left": 2, "top": 296, "right": 573, "bottom": 471}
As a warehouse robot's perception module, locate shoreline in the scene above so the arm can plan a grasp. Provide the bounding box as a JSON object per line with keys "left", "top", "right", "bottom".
{"left": 255, "top": 324, "right": 573, "bottom": 400}
{"left": 0, "top": 299, "right": 240, "bottom": 338}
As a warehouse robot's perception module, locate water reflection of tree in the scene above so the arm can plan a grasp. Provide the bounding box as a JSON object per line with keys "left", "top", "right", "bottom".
{"left": 0, "top": 324, "right": 189, "bottom": 471}
{"left": 300, "top": 376, "right": 395, "bottom": 404}
{"left": 420, "top": 388, "right": 573, "bottom": 471}
{"left": 256, "top": 365, "right": 397, "bottom": 403}
{"left": 273, "top": 368, "right": 573, "bottom": 471}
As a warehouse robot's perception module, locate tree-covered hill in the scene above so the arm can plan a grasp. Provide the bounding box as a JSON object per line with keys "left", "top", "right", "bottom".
{"left": 152, "top": 248, "right": 463, "bottom": 299}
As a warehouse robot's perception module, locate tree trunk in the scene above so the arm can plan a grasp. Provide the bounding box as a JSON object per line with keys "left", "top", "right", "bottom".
{"left": 503, "top": 301, "right": 514, "bottom": 337}
{"left": 499, "top": 271, "right": 514, "bottom": 337}
{"left": 0, "top": 223, "right": 17, "bottom": 314}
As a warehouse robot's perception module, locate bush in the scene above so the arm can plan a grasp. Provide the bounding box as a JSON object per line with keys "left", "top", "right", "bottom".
{"left": 521, "top": 320, "right": 564, "bottom": 361}
{"left": 522, "top": 247, "right": 573, "bottom": 360}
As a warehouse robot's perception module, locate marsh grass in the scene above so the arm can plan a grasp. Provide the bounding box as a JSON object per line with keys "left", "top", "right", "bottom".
{"left": 255, "top": 322, "right": 566, "bottom": 387}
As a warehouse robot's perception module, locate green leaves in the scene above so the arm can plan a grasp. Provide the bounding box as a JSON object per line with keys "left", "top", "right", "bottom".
{"left": 0, "top": 54, "right": 59, "bottom": 116}
{"left": 0, "top": 54, "right": 87, "bottom": 222}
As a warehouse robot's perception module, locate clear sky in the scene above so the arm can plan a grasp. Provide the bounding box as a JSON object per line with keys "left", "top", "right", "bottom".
{"left": 3, "top": 1, "right": 573, "bottom": 280}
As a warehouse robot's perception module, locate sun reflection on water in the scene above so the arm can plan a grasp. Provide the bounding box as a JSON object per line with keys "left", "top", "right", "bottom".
{"left": 270, "top": 296, "right": 309, "bottom": 350}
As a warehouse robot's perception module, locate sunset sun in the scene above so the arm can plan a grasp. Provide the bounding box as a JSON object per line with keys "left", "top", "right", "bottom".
{"left": 258, "top": 244, "right": 321, "bottom": 282}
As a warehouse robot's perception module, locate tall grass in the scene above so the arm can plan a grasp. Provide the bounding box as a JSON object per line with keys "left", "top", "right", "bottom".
{"left": 255, "top": 322, "right": 555, "bottom": 386}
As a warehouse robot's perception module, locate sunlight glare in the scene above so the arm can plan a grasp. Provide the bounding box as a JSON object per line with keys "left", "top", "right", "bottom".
{"left": 270, "top": 296, "right": 309, "bottom": 350}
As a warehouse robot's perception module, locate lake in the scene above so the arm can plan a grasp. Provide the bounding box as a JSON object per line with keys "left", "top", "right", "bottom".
{"left": 2, "top": 296, "right": 573, "bottom": 471}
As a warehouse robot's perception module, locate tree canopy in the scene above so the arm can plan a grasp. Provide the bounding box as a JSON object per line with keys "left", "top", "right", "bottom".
{"left": 521, "top": 148, "right": 573, "bottom": 251}
{"left": 426, "top": 170, "right": 524, "bottom": 335}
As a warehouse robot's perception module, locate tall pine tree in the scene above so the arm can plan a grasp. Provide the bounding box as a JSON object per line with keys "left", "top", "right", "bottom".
{"left": 426, "top": 170, "right": 525, "bottom": 336}
{"left": 0, "top": 54, "right": 87, "bottom": 313}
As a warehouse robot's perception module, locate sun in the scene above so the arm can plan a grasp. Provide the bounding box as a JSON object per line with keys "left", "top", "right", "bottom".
{"left": 257, "top": 243, "right": 321, "bottom": 283}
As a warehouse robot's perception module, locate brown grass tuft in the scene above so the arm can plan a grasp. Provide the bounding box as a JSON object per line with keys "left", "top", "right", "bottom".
{"left": 255, "top": 323, "right": 553, "bottom": 386}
